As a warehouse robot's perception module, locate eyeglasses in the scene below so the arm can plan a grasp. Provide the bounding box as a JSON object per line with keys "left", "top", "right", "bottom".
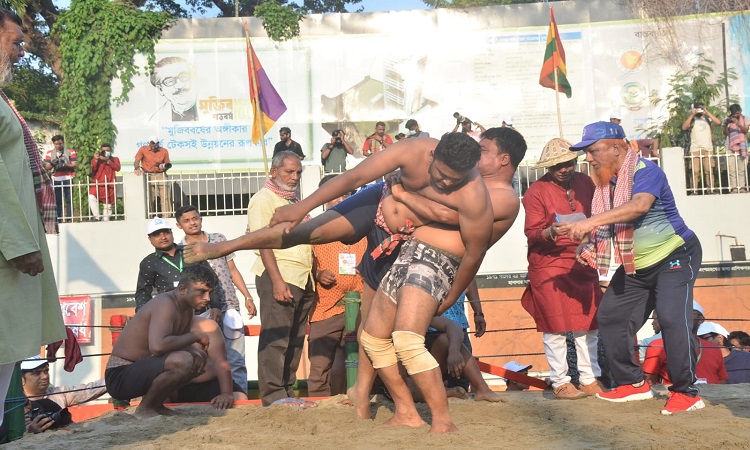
{"left": 159, "top": 72, "right": 191, "bottom": 87}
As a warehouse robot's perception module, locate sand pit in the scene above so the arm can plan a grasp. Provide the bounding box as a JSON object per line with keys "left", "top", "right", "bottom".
{"left": 7, "top": 384, "right": 750, "bottom": 449}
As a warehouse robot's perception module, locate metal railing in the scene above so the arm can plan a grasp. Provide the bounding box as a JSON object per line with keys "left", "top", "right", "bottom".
{"left": 684, "top": 151, "right": 748, "bottom": 195}
{"left": 144, "top": 170, "right": 269, "bottom": 218}
{"left": 53, "top": 176, "right": 125, "bottom": 223}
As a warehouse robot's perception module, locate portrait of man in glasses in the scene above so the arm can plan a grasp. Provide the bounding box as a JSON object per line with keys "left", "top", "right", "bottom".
{"left": 149, "top": 56, "right": 198, "bottom": 122}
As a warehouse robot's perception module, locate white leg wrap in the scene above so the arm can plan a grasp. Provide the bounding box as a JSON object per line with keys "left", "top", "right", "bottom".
{"left": 360, "top": 329, "right": 398, "bottom": 369}
{"left": 392, "top": 330, "right": 439, "bottom": 375}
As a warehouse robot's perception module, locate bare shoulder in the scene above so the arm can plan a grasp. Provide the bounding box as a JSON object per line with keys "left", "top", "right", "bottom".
{"left": 488, "top": 185, "right": 520, "bottom": 220}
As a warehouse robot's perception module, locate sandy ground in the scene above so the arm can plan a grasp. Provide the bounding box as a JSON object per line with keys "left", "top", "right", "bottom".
{"left": 7, "top": 384, "right": 750, "bottom": 449}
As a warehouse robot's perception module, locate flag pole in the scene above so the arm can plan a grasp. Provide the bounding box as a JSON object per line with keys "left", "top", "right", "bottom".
{"left": 553, "top": 56, "right": 563, "bottom": 138}
{"left": 551, "top": 7, "right": 563, "bottom": 139}
{"left": 244, "top": 22, "right": 270, "bottom": 178}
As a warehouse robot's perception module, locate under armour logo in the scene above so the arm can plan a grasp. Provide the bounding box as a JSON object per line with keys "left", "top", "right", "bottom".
{"left": 669, "top": 259, "right": 682, "bottom": 270}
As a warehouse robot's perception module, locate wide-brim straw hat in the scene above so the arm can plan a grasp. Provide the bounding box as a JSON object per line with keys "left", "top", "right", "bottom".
{"left": 531, "top": 138, "right": 578, "bottom": 169}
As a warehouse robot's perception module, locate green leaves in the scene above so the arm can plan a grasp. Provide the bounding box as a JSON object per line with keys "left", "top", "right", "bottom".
{"left": 54, "top": 0, "right": 171, "bottom": 181}
{"left": 254, "top": 1, "right": 303, "bottom": 41}
{"left": 642, "top": 55, "right": 737, "bottom": 149}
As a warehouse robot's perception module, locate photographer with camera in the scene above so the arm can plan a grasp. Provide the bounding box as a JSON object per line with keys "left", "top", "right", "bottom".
{"left": 362, "top": 121, "right": 393, "bottom": 156}
{"left": 681, "top": 101, "right": 721, "bottom": 193}
{"left": 88, "top": 143, "right": 121, "bottom": 221}
{"left": 451, "top": 113, "right": 485, "bottom": 142}
{"left": 723, "top": 104, "right": 749, "bottom": 193}
{"left": 320, "top": 128, "right": 353, "bottom": 173}
{"left": 134, "top": 136, "right": 173, "bottom": 217}
{"left": 21, "top": 356, "right": 106, "bottom": 433}
{"left": 43, "top": 135, "right": 78, "bottom": 221}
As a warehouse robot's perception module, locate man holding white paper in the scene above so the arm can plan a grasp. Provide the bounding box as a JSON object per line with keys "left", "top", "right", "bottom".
{"left": 520, "top": 138, "right": 603, "bottom": 400}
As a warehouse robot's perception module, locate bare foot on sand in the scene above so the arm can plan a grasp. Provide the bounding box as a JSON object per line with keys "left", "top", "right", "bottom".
{"left": 384, "top": 411, "right": 427, "bottom": 428}
{"left": 474, "top": 389, "right": 505, "bottom": 403}
{"left": 429, "top": 420, "right": 459, "bottom": 434}
{"left": 157, "top": 406, "right": 180, "bottom": 416}
{"left": 446, "top": 386, "right": 468, "bottom": 400}
{"left": 134, "top": 406, "right": 162, "bottom": 419}
{"left": 347, "top": 386, "right": 372, "bottom": 420}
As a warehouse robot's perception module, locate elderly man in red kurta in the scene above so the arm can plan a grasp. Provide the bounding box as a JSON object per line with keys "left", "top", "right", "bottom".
{"left": 521, "top": 138, "right": 603, "bottom": 399}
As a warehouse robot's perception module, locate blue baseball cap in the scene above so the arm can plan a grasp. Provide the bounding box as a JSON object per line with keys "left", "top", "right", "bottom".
{"left": 570, "top": 121, "right": 626, "bottom": 150}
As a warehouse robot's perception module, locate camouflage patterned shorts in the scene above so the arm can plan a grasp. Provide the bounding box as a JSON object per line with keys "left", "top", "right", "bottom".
{"left": 378, "top": 239, "right": 461, "bottom": 306}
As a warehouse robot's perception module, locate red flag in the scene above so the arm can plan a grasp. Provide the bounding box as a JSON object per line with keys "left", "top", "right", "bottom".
{"left": 244, "top": 23, "right": 287, "bottom": 143}
{"left": 539, "top": 7, "right": 572, "bottom": 98}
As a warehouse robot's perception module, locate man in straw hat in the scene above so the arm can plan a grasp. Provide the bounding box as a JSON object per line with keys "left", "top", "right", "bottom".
{"left": 521, "top": 138, "right": 603, "bottom": 400}
{"left": 567, "top": 121, "right": 704, "bottom": 415}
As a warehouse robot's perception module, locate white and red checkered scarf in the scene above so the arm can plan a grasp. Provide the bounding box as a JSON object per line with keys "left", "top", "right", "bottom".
{"left": 245, "top": 178, "right": 311, "bottom": 234}
{"left": 579, "top": 148, "right": 638, "bottom": 275}
{"left": 0, "top": 90, "right": 59, "bottom": 234}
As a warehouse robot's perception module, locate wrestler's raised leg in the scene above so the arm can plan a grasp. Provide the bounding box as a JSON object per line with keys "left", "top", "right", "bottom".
{"left": 362, "top": 289, "right": 426, "bottom": 428}
{"left": 184, "top": 210, "right": 357, "bottom": 263}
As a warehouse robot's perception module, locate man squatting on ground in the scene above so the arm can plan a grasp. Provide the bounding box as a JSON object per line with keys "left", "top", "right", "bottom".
{"left": 567, "top": 121, "right": 705, "bottom": 415}
{"left": 105, "top": 265, "right": 244, "bottom": 419}
{"left": 184, "top": 128, "right": 526, "bottom": 431}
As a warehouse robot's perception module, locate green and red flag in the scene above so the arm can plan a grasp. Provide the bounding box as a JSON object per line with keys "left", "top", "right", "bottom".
{"left": 539, "top": 7, "right": 572, "bottom": 98}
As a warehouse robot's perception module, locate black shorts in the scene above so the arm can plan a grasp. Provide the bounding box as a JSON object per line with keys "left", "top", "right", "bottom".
{"left": 329, "top": 181, "right": 384, "bottom": 245}
{"left": 330, "top": 181, "right": 399, "bottom": 290}
{"left": 176, "top": 379, "right": 245, "bottom": 403}
{"left": 105, "top": 355, "right": 168, "bottom": 400}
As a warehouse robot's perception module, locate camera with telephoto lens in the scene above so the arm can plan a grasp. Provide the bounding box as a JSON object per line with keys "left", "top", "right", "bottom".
{"left": 332, "top": 129, "right": 342, "bottom": 144}
{"left": 27, "top": 407, "right": 72, "bottom": 429}
{"left": 158, "top": 162, "right": 173, "bottom": 171}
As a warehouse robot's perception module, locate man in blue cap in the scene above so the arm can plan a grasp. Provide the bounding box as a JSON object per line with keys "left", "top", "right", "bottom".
{"left": 567, "top": 121, "right": 704, "bottom": 415}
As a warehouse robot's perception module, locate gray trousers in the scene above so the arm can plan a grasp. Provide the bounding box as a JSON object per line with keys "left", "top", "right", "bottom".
{"left": 256, "top": 271, "right": 315, "bottom": 406}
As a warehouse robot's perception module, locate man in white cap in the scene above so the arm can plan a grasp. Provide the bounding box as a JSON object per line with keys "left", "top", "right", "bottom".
{"left": 134, "top": 136, "right": 172, "bottom": 217}
{"left": 502, "top": 117, "right": 514, "bottom": 129}
{"left": 21, "top": 355, "right": 106, "bottom": 433}
{"left": 503, "top": 361, "right": 532, "bottom": 391}
{"left": 698, "top": 321, "right": 750, "bottom": 384}
{"left": 135, "top": 216, "right": 225, "bottom": 317}
{"left": 521, "top": 138, "right": 602, "bottom": 399}
{"left": 609, "top": 111, "right": 621, "bottom": 125}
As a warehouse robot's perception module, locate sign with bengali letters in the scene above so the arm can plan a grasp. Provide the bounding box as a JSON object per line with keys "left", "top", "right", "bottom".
{"left": 59, "top": 296, "right": 92, "bottom": 344}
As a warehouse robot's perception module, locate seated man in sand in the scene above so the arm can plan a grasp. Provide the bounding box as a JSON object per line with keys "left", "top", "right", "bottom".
{"left": 105, "top": 265, "right": 241, "bottom": 418}
{"left": 425, "top": 316, "right": 503, "bottom": 403}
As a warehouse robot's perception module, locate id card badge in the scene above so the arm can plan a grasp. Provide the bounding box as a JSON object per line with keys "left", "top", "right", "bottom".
{"left": 339, "top": 253, "right": 357, "bottom": 275}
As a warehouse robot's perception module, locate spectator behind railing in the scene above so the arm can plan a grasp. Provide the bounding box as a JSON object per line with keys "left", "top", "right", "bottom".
{"left": 321, "top": 129, "right": 354, "bottom": 173}
{"left": 43, "top": 134, "right": 77, "bottom": 221}
{"left": 723, "top": 104, "right": 749, "bottom": 194}
{"left": 134, "top": 136, "right": 173, "bottom": 217}
{"left": 681, "top": 101, "right": 721, "bottom": 193}
{"left": 88, "top": 143, "right": 121, "bottom": 221}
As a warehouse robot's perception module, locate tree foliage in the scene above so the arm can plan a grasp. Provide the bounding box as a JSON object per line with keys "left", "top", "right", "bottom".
{"left": 3, "top": 56, "right": 60, "bottom": 123}
{"left": 644, "top": 56, "right": 737, "bottom": 149}
{"left": 254, "top": 1, "right": 303, "bottom": 41}
{"left": 54, "top": 0, "right": 172, "bottom": 176}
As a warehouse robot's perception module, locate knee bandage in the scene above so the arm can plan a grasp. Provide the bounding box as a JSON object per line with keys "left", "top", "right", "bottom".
{"left": 392, "top": 331, "right": 439, "bottom": 375}
{"left": 360, "top": 330, "right": 398, "bottom": 369}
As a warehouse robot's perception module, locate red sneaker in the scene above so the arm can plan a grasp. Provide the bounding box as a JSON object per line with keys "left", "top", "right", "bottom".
{"left": 595, "top": 382, "right": 653, "bottom": 402}
{"left": 660, "top": 392, "right": 705, "bottom": 415}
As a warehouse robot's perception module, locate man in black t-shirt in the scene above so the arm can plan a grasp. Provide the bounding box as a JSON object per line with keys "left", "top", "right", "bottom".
{"left": 273, "top": 127, "right": 305, "bottom": 159}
